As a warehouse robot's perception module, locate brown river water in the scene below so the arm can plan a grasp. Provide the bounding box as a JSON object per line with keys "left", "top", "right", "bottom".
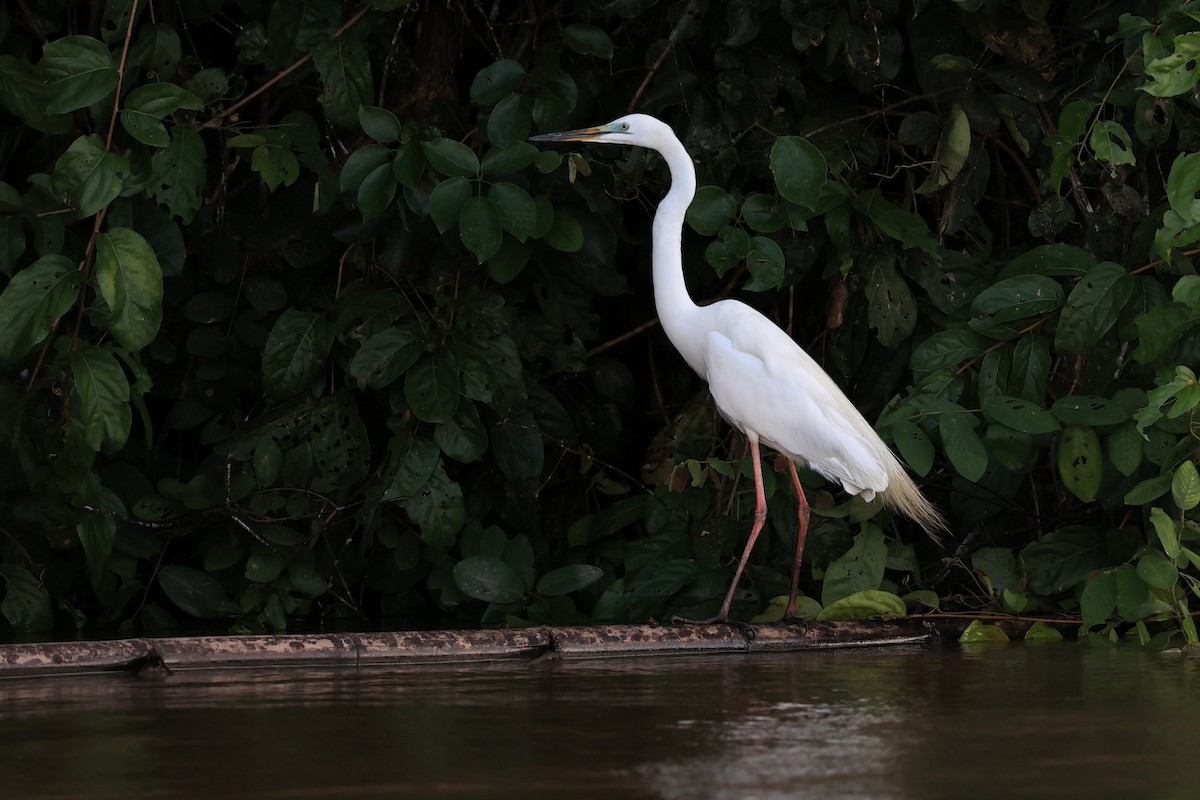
{"left": 0, "top": 641, "right": 1195, "bottom": 799}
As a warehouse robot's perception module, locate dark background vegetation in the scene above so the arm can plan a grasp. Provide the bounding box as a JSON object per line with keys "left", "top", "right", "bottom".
{"left": 1, "top": 0, "right": 1198, "bottom": 643}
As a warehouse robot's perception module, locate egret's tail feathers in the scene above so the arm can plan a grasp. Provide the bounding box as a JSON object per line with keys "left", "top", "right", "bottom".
{"left": 883, "top": 466, "right": 947, "bottom": 543}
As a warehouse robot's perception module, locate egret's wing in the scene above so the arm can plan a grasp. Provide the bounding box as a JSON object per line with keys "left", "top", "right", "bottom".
{"left": 702, "top": 303, "right": 893, "bottom": 497}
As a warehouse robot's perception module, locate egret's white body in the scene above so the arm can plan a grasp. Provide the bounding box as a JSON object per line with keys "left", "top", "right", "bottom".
{"left": 532, "top": 114, "right": 944, "bottom": 620}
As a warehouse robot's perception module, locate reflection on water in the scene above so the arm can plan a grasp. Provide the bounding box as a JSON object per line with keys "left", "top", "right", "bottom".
{"left": 0, "top": 643, "right": 1196, "bottom": 799}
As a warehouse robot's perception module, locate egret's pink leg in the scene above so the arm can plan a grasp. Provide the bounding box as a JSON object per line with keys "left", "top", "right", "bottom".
{"left": 716, "top": 438, "right": 768, "bottom": 621}
{"left": 785, "top": 459, "right": 811, "bottom": 618}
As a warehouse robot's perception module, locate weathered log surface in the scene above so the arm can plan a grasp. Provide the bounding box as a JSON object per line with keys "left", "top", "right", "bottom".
{"left": 0, "top": 617, "right": 1059, "bottom": 678}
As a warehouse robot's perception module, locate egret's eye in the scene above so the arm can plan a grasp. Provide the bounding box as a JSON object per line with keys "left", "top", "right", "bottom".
{"left": 620, "top": 122, "right": 630, "bottom": 131}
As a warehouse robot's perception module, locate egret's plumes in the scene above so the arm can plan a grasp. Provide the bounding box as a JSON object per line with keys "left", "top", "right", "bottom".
{"left": 532, "top": 114, "right": 945, "bottom": 620}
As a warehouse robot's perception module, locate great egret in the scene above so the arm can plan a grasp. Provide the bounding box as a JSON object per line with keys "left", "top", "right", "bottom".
{"left": 530, "top": 114, "right": 945, "bottom": 621}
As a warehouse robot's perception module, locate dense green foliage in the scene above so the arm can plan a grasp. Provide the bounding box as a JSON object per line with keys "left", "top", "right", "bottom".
{"left": 1, "top": 0, "right": 1199, "bottom": 643}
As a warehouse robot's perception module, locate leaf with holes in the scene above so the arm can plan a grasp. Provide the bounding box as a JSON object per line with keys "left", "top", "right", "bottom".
{"left": 150, "top": 127, "right": 205, "bottom": 223}
{"left": 865, "top": 256, "right": 916, "bottom": 346}
{"left": 312, "top": 37, "right": 373, "bottom": 129}
{"left": 821, "top": 527, "right": 886, "bottom": 606}
{"left": 1055, "top": 262, "right": 1134, "bottom": 354}
{"left": 0, "top": 255, "right": 79, "bottom": 361}
{"left": 981, "top": 394, "right": 1059, "bottom": 434}
{"left": 891, "top": 419, "right": 934, "bottom": 475}
{"left": 1058, "top": 425, "right": 1101, "bottom": 502}
{"left": 51, "top": 134, "right": 128, "bottom": 218}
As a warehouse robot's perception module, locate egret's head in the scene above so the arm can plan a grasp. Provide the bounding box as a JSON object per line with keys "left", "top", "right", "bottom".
{"left": 529, "top": 113, "right": 675, "bottom": 151}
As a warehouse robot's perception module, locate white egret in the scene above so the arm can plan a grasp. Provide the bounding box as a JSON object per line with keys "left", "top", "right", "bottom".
{"left": 531, "top": 114, "right": 945, "bottom": 621}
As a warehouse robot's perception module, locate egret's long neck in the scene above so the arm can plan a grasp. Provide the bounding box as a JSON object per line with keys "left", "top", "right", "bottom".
{"left": 651, "top": 139, "right": 706, "bottom": 377}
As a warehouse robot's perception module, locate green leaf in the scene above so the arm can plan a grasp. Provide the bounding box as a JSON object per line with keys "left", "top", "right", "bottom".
{"left": 816, "top": 589, "right": 906, "bottom": 621}
{"left": 704, "top": 226, "right": 752, "bottom": 275}
{"left": 149, "top": 127, "right": 206, "bottom": 223}
{"left": 429, "top": 177, "right": 472, "bottom": 234}
{"left": 71, "top": 343, "right": 132, "bottom": 452}
{"left": 434, "top": 401, "right": 489, "bottom": 462}
{"left": 39, "top": 35, "right": 119, "bottom": 113}
{"left": 406, "top": 464, "right": 464, "bottom": 549}
{"left": 421, "top": 138, "right": 480, "bottom": 177}
{"left": 262, "top": 309, "right": 335, "bottom": 402}
{"left": 999, "top": 243, "right": 1096, "bottom": 279}
{"left": 910, "top": 329, "right": 985, "bottom": 372}
{"left": 0, "top": 255, "right": 79, "bottom": 361}
{"left": 916, "top": 104, "right": 971, "bottom": 194}
{"left": 1172, "top": 460, "right": 1200, "bottom": 511}
{"left": 312, "top": 37, "right": 373, "bottom": 128}
{"left": 1134, "top": 302, "right": 1200, "bottom": 363}
{"left": 356, "top": 163, "right": 397, "bottom": 221}
{"left": 340, "top": 144, "right": 390, "bottom": 193}
{"left": 392, "top": 141, "right": 426, "bottom": 189}
{"left": 686, "top": 186, "right": 737, "bottom": 235}
{"left": 488, "top": 183, "right": 537, "bottom": 242}
{"left": 821, "top": 526, "right": 886, "bottom": 606}
{"left": 490, "top": 413, "right": 544, "bottom": 481}
{"left": 454, "top": 556, "right": 525, "bottom": 603}
{"left": 1142, "top": 33, "right": 1200, "bottom": 97}
{"left": 1116, "top": 563, "right": 1171, "bottom": 621}
{"left": 487, "top": 94, "right": 533, "bottom": 147}
{"left": 245, "top": 545, "right": 284, "bottom": 583}
{"left": 1050, "top": 395, "right": 1133, "bottom": 426}
{"left": 542, "top": 209, "right": 583, "bottom": 252}
{"left": 0, "top": 564, "right": 54, "bottom": 633}
{"left": 865, "top": 256, "right": 916, "bottom": 347}
{"left": 349, "top": 327, "right": 421, "bottom": 388}
{"left": 969, "top": 275, "right": 1063, "bottom": 336}
{"left": 157, "top": 565, "right": 231, "bottom": 619}
{"left": 405, "top": 352, "right": 461, "bottom": 423}
{"left": 1024, "top": 621, "right": 1064, "bottom": 641}
{"left": 891, "top": 419, "right": 934, "bottom": 475}
{"left": 1021, "top": 528, "right": 1105, "bottom": 595}
{"left": 939, "top": 409, "right": 987, "bottom": 482}
{"left": 1136, "top": 549, "right": 1178, "bottom": 590}
{"left": 1055, "top": 262, "right": 1134, "bottom": 354}
{"left": 250, "top": 145, "right": 300, "bottom": 192}
{"left": 1057, "top": 425, "right": 1102, "bottom": 503}
{"left": 95, "top": 227, "right": 164, "bottom": 351}
{"left": 537, "top": 564, "right": 604, "bottom": 596}
{"left": 459, "top": 195, "right": 503, "bottom": 262}
{"left": 901, "top": 589, "right": 940, "bottom": 610}
{"left": 358, "top": 105, "right": 402, "bottom": 142}
{"left": 1089, "top": 121, "right": 1135, "bottom": 169}
{"left": 1107, "top": 422, "right": 1143, "bottom": 476}
{"left": 1150, "top": 507, "right": 1181, "bottom": 559}
{"left": 51, "top": 134, "right": 128, "bottom": 218}
{"left": 124, "top": 81, "right": 203, "bottom": 117}
{"left": 563, "top": 23, "right": 614, "bottom": 59}
{"left": 744, "top": 236, "right": 785, "bottom": 291}
{"left": 853, "top": 189, "right": 937, "bottom": 253}
{"left": 481, "top": 142, "right": 539, "bottom": 175}
{"left": 972, "top": 547, "right": 1019, "bottom": 593}
{"left": 770, "top": 136, "right": 826, "bottom": 209}
{"left": 958, "top": 620, "right": 1010, "bottom": 643}
{"left": 1080, "top": 570, "right": 1117, "bottom": 629}
{"left": 470, "top": 60, "right": 526, "bottom": 106}
{"left": 1125, "top": 474, "right": 1172, "bottom": 506}
{"left": 981, "top": 394, "right": 1059, "bottom": 434}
